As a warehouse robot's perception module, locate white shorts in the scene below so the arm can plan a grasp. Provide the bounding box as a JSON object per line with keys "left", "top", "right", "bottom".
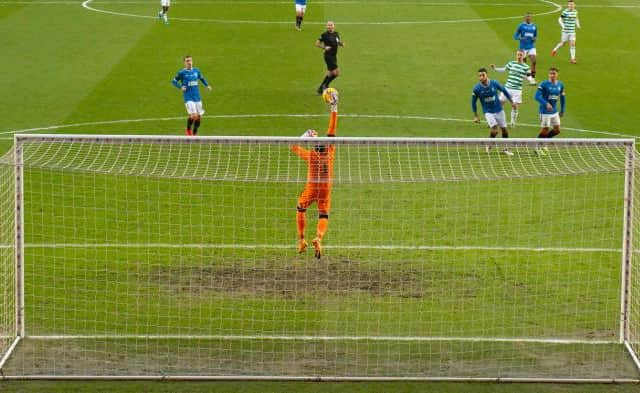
{"left": 561, "top": 32, "right": 576, "bottom": 42}
{"left": 500, "top": 88, "right": 522, "bottom": 104}
{"left": 185, "top": 101, "right": 205, "bottom": 116}
{"left": 295, "top": 4, "right": 306, "bottom": 13}
{"left": 161, "top": 0, "right": 170, "bottom": 6}
{"left": 485, "top": 111, "right": 507, "bottom": 128}
{"left": 522, "top": 48, "right": 537, "bottom": 57}
{"left": 540, "top": 113, "right": 561, "bottom": 128}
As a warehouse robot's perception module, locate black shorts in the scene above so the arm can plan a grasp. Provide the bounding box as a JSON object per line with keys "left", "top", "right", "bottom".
{"left": 324, "top": 54, "right": 338, "bottom": 71}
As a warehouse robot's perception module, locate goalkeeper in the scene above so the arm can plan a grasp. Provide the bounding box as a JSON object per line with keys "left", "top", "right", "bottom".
{"left": 291, "top": 91, "right": 338, "bottom": 259}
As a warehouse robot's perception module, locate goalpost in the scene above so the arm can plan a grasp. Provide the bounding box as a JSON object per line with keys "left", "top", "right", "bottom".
{"left": 0, "top": 134, "right": 639, "bottom": 381}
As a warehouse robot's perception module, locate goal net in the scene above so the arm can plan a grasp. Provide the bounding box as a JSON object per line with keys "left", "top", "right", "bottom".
{"left": 0, "top": 135, "right": 639, "bottom": 381}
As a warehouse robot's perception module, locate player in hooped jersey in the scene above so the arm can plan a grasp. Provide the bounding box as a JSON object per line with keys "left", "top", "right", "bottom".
{"left": 295, "top": 0, "right": 307, "bottom": 31}
{"left": 472, "top": 68, "right": 516, "bottom": 156}
{"left": 534, "top": 68, "right": 566, "bottom": 155}
{"left": 552, "top": 0, "right": 581, "bottom": 64}
{"left": 171, "top": 55, "right": 212, "bottom": 136}
{"left": 157, "top": 0, "right": 170, "bottom": 25}
{"left": 513, "top": 13, "right": 538, "bottom": 83}
{"left": 491, "top": 50, "right": 531, "bottom": 128}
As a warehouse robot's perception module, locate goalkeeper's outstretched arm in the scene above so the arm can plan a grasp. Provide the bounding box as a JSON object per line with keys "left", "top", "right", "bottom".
{"left": 326, "top": 103, "right": 338, "bottom": 137}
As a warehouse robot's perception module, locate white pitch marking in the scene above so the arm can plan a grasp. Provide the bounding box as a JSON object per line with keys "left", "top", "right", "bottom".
{"left": 0, "top": 243, "right": 620, "bottom": 253}
{"left": 25, "top": 334, "right": 617, "bottom": 345}
{"left": 0, "top": 113, "right": 635, "bottom": 140}
{"left": 80, "top": 0, "right": 562, "bottom": 25}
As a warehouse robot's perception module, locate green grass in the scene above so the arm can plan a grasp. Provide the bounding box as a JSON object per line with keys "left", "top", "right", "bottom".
{"left": 1, "top": 0, "right": 640, "bottom": 391}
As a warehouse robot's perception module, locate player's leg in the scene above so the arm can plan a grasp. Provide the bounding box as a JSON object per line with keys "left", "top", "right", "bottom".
{"left": 312, "top": 191, "right": 331, "bottom": 259}
{"left": 569, "top": 36, "right": 577, "bottom": 63}
{"left": 528, "top": 50, "right": 537, "bottom": 83}
{"left": 508, "top": 89, "right": 522, "bottom": 128}
{"left": 162, "top": 6, "right": 169, "bottom": 24}
{"left": 485, "top": 113, "right": 499, "bottom": 138}
{"left": 296, "top": 189, "right": 315, "bottom": 253}
{"left": 184, "top": 102, "right": 197, "bottom": 136}
{"left": 318, "top": 56, "right": 338, "bottom": 94}
{"left": 552, "top": 32, "right": 569, "bottom": 56}
{"left": 191, "top": 102, "right": 205, "bottom": 135}
{"left": 192, "top": 115, "right": 201, "bottom": 135}
{"left": 535, "top": 115, "right": 551, "bottom": 156}
{"left": 484, "top": 114, "right": 499, "bottom": 153}
{"left": 494, "top": 111, "right": 513, "bottom": 155}
{"left": 295, "top": 4, "right": 305, "bottom": 30}
{"left": 548, "top": 114, "right": 561, "bottom": 137}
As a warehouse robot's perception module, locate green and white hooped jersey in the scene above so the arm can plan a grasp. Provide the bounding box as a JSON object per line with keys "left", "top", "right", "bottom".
{"left": 504, "top": 61, "right": 530, "bottom": 90}
{"left": 561, "top": 9, "right": 578, "bottom": 33}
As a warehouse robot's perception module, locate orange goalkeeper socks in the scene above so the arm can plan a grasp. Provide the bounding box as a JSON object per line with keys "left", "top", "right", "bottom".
{"left": 296, "top": 211, "right": 306, "bottom": 239}
{"left": 317, "top": 218, "right": 329, "bottom": 240}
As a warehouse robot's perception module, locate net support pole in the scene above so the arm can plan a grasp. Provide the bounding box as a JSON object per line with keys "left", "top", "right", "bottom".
{"left": 14, "top": 137, "right": 24, "bottom": 338}
{"left": 620, "top": 142, "right": 634, "bottom": 344}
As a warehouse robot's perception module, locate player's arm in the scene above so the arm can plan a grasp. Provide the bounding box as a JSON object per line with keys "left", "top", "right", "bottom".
{"left": 490, "top": 64, "right": 506, "bottom": 73}
{"left": 560, "top": 88, "right": 566, "bottom": 116}
{"left": 171, "top": 72, "right": 183, "bottom": 90}
{"left": 471, "top": 91, "right": 480, "bottom": 123}
{"left": 199, "top": 73, "right": 213, "bottom": 92}
{"left": 495, "top": 81, "right": 513, "bottom": 103}
{"left": 291, "top": 144, "right": 311, "bottom": 160}
{"left": 535, "top": 86, "right": 553, "bottom": 111}
{"left": 576, "top": 14, "right": 581, "bottom": 29}
{"left": 513, "top": 25, "right": 522, "bottom": 41}
{"left": 315, "top": 38, "right": 329, "bottom": 51}
{"left": 326, "top": 108, "right": 337, "bottom": 137}
{"left": 558, "top": 15, "right": 565, "bottom": 30}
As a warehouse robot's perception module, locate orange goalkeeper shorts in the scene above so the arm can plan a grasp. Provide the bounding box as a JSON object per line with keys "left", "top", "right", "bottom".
{"left": 297, "top": 185, "right": 332, "bottom": 214}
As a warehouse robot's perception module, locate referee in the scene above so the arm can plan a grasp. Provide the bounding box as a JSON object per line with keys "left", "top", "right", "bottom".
{"left": 315, "top": 21, "right": 345, "bottom": 95}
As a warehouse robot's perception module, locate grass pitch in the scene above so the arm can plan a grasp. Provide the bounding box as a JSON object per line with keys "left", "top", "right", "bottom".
{"left": 1, "top": 0, "right": 640, "bottom": 391}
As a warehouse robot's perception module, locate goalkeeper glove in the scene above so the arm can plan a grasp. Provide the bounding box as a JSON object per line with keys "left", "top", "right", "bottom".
{"left": 301, "top": 129, "right": 318, "bottom": 138}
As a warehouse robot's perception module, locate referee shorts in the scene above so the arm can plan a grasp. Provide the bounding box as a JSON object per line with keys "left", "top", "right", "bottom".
{"left": 324, "top": 54, "right": 338, "bottom": 71}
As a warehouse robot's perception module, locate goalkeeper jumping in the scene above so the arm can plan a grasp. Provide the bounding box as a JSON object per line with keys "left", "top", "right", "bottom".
{"left": 291, "top": 90, "right": 339, "bottom": 259}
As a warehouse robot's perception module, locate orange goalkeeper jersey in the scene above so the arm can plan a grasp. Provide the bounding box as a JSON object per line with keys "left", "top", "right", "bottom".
{"left": 291, "top": 111, "right": 337, "bottom": 186}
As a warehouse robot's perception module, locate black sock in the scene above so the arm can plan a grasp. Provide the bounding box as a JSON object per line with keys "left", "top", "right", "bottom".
{"left": 326, "top": 74, "right": 337, "bottom": 86}
{"left": 187, "top": 118, "right": 194, "bottom": 130}
{"left": 193, "top": 119, "right": 201, "bottom": 135}
{"left": 296, "top": 16, "right": 301, "bottom": 26}
{"left": 532, "top": 71, "right": 536, "bottom": 78}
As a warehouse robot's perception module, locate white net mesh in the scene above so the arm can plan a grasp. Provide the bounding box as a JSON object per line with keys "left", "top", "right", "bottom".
{"left": 1, "top": 135, "right": 639, "bottom": 380}
{"left": 0, "top": 150, "right": 16, "bottom": 370}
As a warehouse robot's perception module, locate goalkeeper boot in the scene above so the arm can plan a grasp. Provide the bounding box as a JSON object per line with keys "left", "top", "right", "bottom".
{"left": 297, "top": 239, "right": 308, "bottom": 253}
{"left": 312, "top": 238, "right": 322, "bottom": 259}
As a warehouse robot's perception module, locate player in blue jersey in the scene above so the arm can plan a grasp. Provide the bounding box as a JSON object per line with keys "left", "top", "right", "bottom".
{"left": 513, "top": 12, "right": 538, "bottom": 84}
{"left": 171, "top": 55, "right": 212, "bottom": 136}
{"left": 295, "top": 0, "right": 307, "bottom": 31}
{"left": 534, "top": 68, "right": 566, "bottom": 155}
{"left": 471, "top": 68, "right": 516, "bottom": 156}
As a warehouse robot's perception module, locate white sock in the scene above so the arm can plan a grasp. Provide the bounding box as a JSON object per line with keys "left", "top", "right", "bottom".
{"left": 163, "top": 13, "right": 168, "bottom": 22}
{"left": 511, "top": 110, "right": 518, "bottom": 125}
{"left": 570, "top": 46, "right": 576, "bottom": 60}
{"left": 553, "top": 42, "right": 563, "bottom": 52}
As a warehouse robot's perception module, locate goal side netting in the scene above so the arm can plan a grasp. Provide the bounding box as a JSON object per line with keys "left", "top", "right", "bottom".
{"left": 0, "top": 135, "right": 639, "bottom": 381}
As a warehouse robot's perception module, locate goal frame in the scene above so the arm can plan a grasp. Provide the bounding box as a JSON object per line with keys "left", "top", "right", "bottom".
{"left": 1, "top": 134, "right": 639, "bottom": 382}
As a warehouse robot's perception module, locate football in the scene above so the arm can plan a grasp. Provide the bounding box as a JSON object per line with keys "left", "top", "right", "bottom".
{"left": 322, "top": 87, "right": 338, "bottom": 104}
